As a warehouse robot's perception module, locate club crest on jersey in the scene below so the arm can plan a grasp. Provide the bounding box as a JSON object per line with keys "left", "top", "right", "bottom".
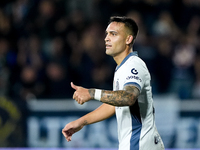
{"left": 131, "top": 68, "right": 138, "bottom": 75}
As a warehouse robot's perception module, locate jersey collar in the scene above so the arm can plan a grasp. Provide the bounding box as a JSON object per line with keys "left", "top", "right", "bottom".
{"left": 115, "top": 51, "right": 138, "bottom": 72}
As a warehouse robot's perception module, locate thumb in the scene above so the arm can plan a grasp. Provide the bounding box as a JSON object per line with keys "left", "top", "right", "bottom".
{"left": 71, "top": 82, "right": 78, "bottom": 90}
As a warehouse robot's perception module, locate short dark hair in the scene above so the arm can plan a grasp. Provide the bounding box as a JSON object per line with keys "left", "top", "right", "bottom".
{"left": 108, "top": 16, "right": 138, "bottom": 41}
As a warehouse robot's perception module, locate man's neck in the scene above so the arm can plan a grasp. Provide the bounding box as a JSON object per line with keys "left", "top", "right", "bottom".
{"left": 114, "top": 49, "right": 133, "bottom": 65}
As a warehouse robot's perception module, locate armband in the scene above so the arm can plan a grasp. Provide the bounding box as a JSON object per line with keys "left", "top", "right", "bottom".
{"left": 94, "top": 89, "right": 102, "bottom": 101}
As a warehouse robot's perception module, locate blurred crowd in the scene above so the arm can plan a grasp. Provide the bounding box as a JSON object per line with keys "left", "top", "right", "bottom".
{"left": 0, "top": 0, "right": 200, "bottom": 102}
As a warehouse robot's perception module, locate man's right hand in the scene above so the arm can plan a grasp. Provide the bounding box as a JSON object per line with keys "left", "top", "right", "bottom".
{"left": 71, "top": 82, "right": 92, "bottom": 105}
{"left": 62, "top": 120, "right": 85, "bottom": 142}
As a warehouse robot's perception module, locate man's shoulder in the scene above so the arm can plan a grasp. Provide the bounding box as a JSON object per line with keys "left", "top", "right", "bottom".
{"left": 127, "top": 55, "right": 146, "bottom": 66}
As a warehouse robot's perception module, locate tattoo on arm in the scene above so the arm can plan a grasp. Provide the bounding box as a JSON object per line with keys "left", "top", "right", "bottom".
{"left": 83, "top": 120, "right": 88, "bottom": 126}
{"left": 88, "top": 89, "right": 95, "bottom": 99}
{"left": 101, "top": 85, "right": 140, "bottom": 106}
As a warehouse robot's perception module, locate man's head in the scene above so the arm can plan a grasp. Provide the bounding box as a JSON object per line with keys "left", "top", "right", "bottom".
{"left": 108, "top": 16, "right": 138, "bottom": 45}
{"left": 105, "top": 16, "right": 138, "bottom": 61}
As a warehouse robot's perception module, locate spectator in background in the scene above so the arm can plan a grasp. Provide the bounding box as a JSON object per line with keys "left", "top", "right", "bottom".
{"left": 0, "top": 39, "right": 10, "bottom": 96}
{"left": 151, "top": 11, "right": 180, "bottom": 39}
{"left": 68, "top": 9, "right": 87, "bottom": 37}
{"left": 42, "top": 36, "right": 72, "bottom": 99}
{"left": 8, "top": 34, "right": 46, "bottom": 100}
{"left": 78, "top": 21, "right": 109, "bottom": 87}
{"left": 44, "top": 61, "right": 72, "bottom": 99}
{"left": 67, "top": 31, "right": 84, "bottom": 86}
{"left": 17, "top": 34, "right": 44, "bottom": 71}
{"left": 45, "top": 36, "right": 69, "bottom": 68}
{"left": 0, "top": 9, "right": 12, "bottom": 38}
{"left": 171, "top": 34, "right": 196, "bottom": 99}
{"left": 192, "top": 50, "right": 200, "bottom": 99}
{"left": 186, "top": 15, "right": 200, "bottom": 49}
{"left": 177, "top": 0, "right": 200, "bottom": 30}
{"left": 91, "top": 63, "right": 114, "bottom": 90}
{"left": 153, "top": 37, "right": 173, "bottom": 94}
{"left": 34, "top": 0, "right": 57, "bottom": 39}
{"left": 12, "top": 65, "right": 44, "bottom": 100}
{"left": 126, "top": 10, "right": 148, "bottom": 46}
{"left": 10, "top": 0, "right": 29, "bottom": 29}
{"left": 151, "top": 10, "right": 184, "bottom": 95}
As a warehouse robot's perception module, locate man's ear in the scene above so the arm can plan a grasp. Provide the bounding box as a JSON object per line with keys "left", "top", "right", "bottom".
{"left": 126, "top": 35, "right": 134, "bottom": 45}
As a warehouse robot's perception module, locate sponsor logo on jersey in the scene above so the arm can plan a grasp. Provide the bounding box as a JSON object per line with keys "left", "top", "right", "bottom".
{"left": 126, "top": 75, "right": 142, "bottom": 82}
{"left": 131, "top": 68, "right": 138, "bottom": 75}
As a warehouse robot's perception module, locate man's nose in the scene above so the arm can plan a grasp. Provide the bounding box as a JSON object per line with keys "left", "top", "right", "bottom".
{"left": 105, "top": 35, "right": 109, "bottom": 42}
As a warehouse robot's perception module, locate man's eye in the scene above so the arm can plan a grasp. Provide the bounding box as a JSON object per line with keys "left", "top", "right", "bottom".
{"left": 112, "top": 33, "right": 116, "bottom": 36}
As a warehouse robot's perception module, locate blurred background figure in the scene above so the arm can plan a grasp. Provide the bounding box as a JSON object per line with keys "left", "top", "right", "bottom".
{"left": 12, "top": 65, "right": 44, "bottom": 100}
{"left": 0, "top": 39, "right": 10, "bottom": 96}
{"left": 44, "top": 61, "right": 72, "bottom": 99}
{"left": 171, "top": 35, "right": 196, "bottom": 99}
{"left": 192, "top": 50, "right": 200, "bottom": 99}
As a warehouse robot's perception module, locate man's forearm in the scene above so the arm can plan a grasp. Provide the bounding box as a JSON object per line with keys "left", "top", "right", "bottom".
{"left": 78, "top": 103, "right": 115, "bottom": 125}
{"left": 89, "top": 85, "right": 139, "bottom": 106}
{"left": 101, "top": 90, "right": 136, "bottom": 106}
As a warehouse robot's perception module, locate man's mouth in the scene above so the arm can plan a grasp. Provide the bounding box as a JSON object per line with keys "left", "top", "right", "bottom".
{"left": 106, "top": 44, "right": 112, "bottom": 48}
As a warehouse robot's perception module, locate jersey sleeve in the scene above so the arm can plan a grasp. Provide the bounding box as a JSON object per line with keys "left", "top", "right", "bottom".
{"left": 123, "top": 58, "right": 148, "bottom": 92}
